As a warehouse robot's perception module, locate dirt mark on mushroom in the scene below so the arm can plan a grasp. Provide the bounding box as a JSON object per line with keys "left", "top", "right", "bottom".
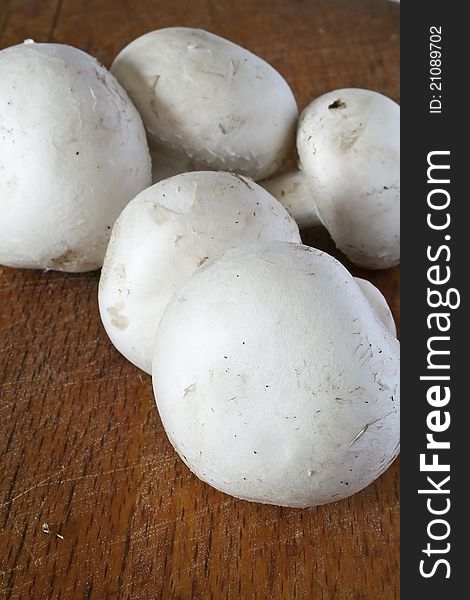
{"left": 106, "top": 303, "right": 129, "bottom": 330}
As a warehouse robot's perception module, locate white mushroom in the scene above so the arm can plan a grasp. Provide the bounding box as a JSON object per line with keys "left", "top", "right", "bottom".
{"left": 152, "top": 241, "right": 400, "bottom": 508}
{"left": 0, "top": 41, "right": 151, "bottom": 272}
{"left": 260, "top": 169, "right": 322, "bottom": 228}
{"left": 98, "top": 172, "right": 300, "bottom": 373}
{"left": 298, "top": 88, "right": 400, "bottom": 268}
{"left": 111, "top": 28, "right": 298, "bottom": 181}
{"left": 261, "top": 89, "right": 400, "bottom": 269}
{"left": 354, "top": 277, "right": 397, "bottom": 337}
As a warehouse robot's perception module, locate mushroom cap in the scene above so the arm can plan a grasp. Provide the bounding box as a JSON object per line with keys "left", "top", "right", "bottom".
{"left": 354, "top": 277, "right": 397, "bottom": 337}
{"left": 99, "top": 172, "right": 300, "bottom": 373}
{"left": 297, "top": 88, "right": 400, "bottom": 269}
{"left": 152, "top": 241, "right": 400, "bottom": 507}
{"left": 111, "top": 28, "right": 298, "bottom": 181}
{"left": 0, "top": 41, "right": 151, "bottom": 272}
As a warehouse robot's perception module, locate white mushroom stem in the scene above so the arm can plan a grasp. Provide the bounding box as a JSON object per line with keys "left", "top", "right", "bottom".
{"left": 260, "top": 169, "right": 322, "bottom": 228}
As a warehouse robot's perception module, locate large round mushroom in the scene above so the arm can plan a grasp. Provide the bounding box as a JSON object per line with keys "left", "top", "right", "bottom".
{"left": 152, "top": 241, "right": 400, "bottom": 507}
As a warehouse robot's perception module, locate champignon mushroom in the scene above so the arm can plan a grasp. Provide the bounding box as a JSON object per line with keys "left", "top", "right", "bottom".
{"left": 354, "top": 278, "right": 397, "bottom": 337}
{"left": 0, "top": 41, "right": 151, "bottom": 272}
{"left": 152, "top": 241, "right": 400, "bottom": 507}
{"left": 111, "top": 28, "right": 298, "bottom": 181}
{"left": 262, "top": 89, "right": 400, "bottom": 269}
{"left": 260, "top": 169, "right": 322, "bottom": 228}
{"left": 98, "top": 172, "right": 301, "bottom": 373}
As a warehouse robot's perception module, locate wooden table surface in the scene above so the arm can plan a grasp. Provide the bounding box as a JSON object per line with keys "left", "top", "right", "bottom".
{"left": 0, "top": 1, "right": 400, "bottom": 598}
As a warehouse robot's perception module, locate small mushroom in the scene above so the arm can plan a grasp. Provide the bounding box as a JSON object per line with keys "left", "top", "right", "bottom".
{"left": 262, "top": 89, "right": 400, "bottom": 269}
{"left": 260, "top": 169, "right": 322, "bottom": 228}
{"left": 354, "top": 277, "right": 397, "bottom": 337}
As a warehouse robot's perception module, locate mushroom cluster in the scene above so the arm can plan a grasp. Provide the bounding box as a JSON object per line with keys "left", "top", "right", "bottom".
{"left": 0, "top": 28, "right": 400, "bottom": 508}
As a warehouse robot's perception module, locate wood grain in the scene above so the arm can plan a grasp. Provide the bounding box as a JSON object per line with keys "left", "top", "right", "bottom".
{"left": 0, "top": 1, "right": 400, "bottom": 598}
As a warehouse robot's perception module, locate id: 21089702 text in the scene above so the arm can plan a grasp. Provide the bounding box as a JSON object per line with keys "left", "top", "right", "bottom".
{"left": 429, "top": 26, "right": 443, "bottom": 114}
